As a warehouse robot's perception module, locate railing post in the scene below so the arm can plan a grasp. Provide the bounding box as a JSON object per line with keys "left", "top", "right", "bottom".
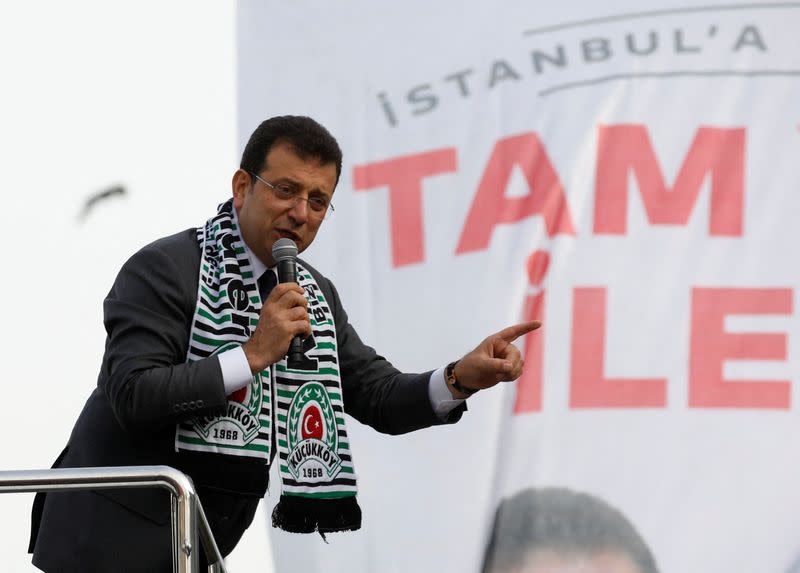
{"left": 0, "top": 466, "right": 226, "bottom": 573}
{"left": 174, "top": 485, "right": 199, "bottom": 573}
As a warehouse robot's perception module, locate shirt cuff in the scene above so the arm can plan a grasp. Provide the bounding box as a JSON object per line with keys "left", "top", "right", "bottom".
{"left": 218, "top": 346, "right": 254, "bottom": 395}
{"left": 428, "top": 367, "right": 466, "bottom": 418}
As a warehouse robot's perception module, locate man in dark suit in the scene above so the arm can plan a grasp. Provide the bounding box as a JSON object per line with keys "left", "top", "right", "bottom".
{"left": 29, "top": 116, "right": 539, "bottom": 572}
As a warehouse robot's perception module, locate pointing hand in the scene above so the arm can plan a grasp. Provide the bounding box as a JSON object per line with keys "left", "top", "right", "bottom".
{"left": 450, "top": 320, "right": 541, "bottom": 397}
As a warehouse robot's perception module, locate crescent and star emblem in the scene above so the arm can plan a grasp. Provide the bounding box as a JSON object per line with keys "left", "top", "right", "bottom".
{"left": 301, "top": 405, "right": 324, "bottom": 440}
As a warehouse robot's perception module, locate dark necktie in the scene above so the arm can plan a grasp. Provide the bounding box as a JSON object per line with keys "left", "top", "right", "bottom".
{"left": 258, "top": 270, "right": 277, "bottom": 303}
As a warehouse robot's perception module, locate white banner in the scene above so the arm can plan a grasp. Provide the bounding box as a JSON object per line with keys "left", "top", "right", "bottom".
{"left": 238, "top": 1, "right": 800, "bottom": 571}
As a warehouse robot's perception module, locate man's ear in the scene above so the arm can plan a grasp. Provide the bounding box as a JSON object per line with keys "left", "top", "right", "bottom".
{"left": 232, "top": 169, "right": 251, "bottom": 209}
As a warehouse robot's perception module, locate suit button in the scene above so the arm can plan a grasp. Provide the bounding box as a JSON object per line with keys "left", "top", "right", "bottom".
{"left": 188, "top": 401, "right": 196, "bottom": 410}
{"left": 172, "top": 404, "right": 180, "bottom": 413}
{"left": 197, "top": 400, "right": 205, "bottom": 408}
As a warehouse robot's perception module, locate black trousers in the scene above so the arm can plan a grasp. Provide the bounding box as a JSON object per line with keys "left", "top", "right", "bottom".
{"left": 31, "top": 488, "right": 260, "bottom": 573}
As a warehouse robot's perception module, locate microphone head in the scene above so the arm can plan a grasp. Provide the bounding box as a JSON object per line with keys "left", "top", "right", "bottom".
{"left": 272, "top": 237, "right": 298, "bottom": 262}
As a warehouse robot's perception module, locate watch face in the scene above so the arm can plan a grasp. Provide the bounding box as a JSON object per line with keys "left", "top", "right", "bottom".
{"left": 446, "top": 362, "right": 457, "bottom": 383}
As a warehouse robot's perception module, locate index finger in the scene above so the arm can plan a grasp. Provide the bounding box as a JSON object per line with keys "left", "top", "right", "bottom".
{"left": 495, "top": 320, "right": 541, "bottom": 343}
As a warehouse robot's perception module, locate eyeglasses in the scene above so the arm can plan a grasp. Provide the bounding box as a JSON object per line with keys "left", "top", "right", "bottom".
{"left": 249, "top": 172, "right": 335, "bottom": 220}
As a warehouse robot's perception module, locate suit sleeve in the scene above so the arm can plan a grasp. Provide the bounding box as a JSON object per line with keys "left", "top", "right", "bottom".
{"left": 322, "top": 277, "right": 464, "bottom": 435}
{"left": 99, "top": 243, "right": 228, "bottom": 435}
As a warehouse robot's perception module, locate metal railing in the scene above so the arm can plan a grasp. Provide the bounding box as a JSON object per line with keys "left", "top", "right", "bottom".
{"left": 0, "top": 465, "right": 227, "bottom": 573}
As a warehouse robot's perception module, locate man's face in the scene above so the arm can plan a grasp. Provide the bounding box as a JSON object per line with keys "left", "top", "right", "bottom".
{"left": 517, "top": 549, "right": 643, "bottom": 573}
{"left": 232, "top": 141, "right": 337, "bottom": 267}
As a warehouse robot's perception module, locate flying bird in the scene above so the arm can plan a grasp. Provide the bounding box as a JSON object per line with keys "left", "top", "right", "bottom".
{"left": 78, "top": 184, "right": 127, "bottom": 222}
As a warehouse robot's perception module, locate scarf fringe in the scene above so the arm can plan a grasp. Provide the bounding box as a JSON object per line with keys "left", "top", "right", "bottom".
{"left": 272, "top": 494, "right": 362, "bottom": 534}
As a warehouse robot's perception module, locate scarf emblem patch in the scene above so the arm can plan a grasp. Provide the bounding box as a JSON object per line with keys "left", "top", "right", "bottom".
{"left": 286, "top": 381, "right": 343, "bottom": 482}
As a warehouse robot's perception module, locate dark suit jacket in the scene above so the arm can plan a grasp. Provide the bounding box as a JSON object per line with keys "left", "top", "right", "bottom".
{"left": 30, "top": 228, "right": 462, "bottom": 572}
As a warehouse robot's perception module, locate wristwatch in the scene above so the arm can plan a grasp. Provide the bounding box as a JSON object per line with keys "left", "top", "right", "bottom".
{"left": 445, "top": 360, "right": 478, "bottom": 398}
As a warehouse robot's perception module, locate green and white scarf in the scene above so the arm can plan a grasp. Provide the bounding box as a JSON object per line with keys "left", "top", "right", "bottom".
{"left": 175, "top": 200, "right": 361, "bottom": 533}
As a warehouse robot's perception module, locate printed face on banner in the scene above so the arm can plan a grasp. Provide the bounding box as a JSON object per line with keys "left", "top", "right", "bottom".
{"left": 516, "top": 551, "right": 642, "bottom": 573}
{"left": 232, "top": 142, "right": 337, "bottom": 266}
{"left": 483, "top": 488, "right": 657, "bottom": 573}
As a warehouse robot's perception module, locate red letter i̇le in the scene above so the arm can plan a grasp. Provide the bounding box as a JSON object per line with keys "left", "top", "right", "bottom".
{"left": 513, "top": 250, "right": 549, "bottom": 414}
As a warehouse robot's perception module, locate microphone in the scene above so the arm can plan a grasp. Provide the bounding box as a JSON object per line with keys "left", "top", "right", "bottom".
{"left": 272, "top": 238, "right": 305, "bottom": 363}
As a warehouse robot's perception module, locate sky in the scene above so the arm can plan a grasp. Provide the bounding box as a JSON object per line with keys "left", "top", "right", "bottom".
{"left": 0, "top": 2, "right": 274, "bottom": 570}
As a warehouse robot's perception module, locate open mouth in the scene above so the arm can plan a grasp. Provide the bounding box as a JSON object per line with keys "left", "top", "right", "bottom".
{"left": 275, "top": 229, "right": 301, "bottom": 242}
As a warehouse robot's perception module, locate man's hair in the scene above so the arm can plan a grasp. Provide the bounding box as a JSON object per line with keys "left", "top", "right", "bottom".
{"left": 239, "top": 115, "right": 343, "bottom": 185}
{"left": 482, "top": 487, "right": 659, "bottom": 573}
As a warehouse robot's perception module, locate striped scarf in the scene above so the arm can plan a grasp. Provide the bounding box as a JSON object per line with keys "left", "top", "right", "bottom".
{"left": 175, "top": 200, "right": 361, "bottom": 534}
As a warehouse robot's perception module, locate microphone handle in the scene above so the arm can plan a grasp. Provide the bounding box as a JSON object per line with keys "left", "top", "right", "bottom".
{"left": 276, "top": 258, "right": 305, "bottom": 361}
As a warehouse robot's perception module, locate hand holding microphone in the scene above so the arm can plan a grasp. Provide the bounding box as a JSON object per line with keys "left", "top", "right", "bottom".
{"left": 241, "top": 238, "right": 310, "bottom": 374}
{"left": 272, "top": 238, "right": 307, "bottom": 364}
